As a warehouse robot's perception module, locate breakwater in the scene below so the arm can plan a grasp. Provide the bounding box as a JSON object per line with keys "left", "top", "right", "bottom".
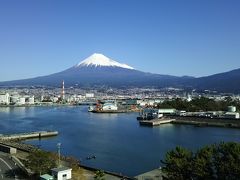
{"left": 0, "top": 140, "right": 37, "bottom": 152}
{"left": 0, "top": 131, "right": 58, "bottom": 141}
{"left": 139, "top": 118, "right": 175, "bottom": 126}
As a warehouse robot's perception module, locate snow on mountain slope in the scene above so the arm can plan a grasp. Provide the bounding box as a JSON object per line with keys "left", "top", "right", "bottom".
{"left": 76, "top": 53, "right": 134, "bottom": 69}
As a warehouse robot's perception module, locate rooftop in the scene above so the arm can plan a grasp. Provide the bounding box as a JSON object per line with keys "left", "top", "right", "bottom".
{"left": 51, "top": 166, "right": 72, "bottom": 173}
{"left": 40, "top": 174, "right": 53, "bottom": 180}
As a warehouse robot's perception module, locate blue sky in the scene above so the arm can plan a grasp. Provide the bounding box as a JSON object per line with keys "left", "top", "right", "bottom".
{"left": 0, "top": 0, "right": 240, "bottom": 81}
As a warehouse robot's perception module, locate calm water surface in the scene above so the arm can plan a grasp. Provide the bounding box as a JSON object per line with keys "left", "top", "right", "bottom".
{"left": 0, "top": 106, "right": 240, "bottom": 176}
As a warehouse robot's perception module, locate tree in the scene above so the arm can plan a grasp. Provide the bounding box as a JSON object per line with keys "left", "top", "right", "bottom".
{"left": 162, "top": 146, "right": 193, "bottom": 180}
{"left": 157, "top": 97, "right": 240, "bottom": 112}
{"left": 162, "top": 142, "right": 240, "bottom": 180}
{"left": 192, "top": 145, "right": 215, "bottom": 179}
{"left": 213, "top": 142, "right": 240, "bottom": 179}
{"left": 26, "top": 150, "right": 56, "bottom": 175}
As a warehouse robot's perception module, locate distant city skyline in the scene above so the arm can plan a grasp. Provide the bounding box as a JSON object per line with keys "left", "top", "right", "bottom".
{"left": 0, "top": 0, "right": 240, "bottom": 81}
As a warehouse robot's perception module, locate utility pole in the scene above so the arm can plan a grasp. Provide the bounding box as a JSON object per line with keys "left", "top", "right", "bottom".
{"left": 57, "top": 143, "right": 61, "bottom": 167}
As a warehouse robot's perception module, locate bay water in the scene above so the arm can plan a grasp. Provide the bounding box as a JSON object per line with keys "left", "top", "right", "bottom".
{"left": 0, "top": 106, "right": 240, "bottom": 176}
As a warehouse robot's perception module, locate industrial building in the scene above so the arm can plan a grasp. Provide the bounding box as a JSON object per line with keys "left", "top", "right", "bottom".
{"left": 102, "top": 101, "right": 118, "bottom": 111}
{"left": 223, "top": 112, "right": 240, "bottom": 119}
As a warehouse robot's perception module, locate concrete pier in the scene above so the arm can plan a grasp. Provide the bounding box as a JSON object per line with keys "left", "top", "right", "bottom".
{"left": 139, "top": 115, "right": 240, "bottom": 129}
{"left": 139, "top": 119, "right": 175, "bottom": 126}
{"left": 0, "top": 131, "right": 58, "bottom": 141}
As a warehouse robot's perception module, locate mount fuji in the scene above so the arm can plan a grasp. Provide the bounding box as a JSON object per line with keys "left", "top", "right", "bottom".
{"left": 1, "top": 53, "right": 240, "bottom": 93}
{"left": 76, "top": 53, "right": 135, "bottom": 70}
{"left": 0, "top": 53, "right": 191, "bottom": 88}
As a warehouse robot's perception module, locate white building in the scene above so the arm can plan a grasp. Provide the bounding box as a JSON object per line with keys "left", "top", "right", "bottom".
{"left": 187, "top": 95, "right": 192, "bottom": 102}
{"left": 0, "top": 93, "right": 10, "bottom": 105}
{"left": 224, "top": 112, "right": 240, "bottom": 119}
{"left": 102, "top": 102, "right": 118, "bottom": 111}
{"left": 18, "top": 97, "right": 26, "bottom": 105}
{"left": 52, "top": 97, "right": 59, "bottom": 103}
{"left": 86, "top": 93, "right": 94, "bottom": 98}
{"left": 158, "top": 109, "right": 176, "bottom": 114}
{"left": 28, "top": 96, "right": 35, "bottom": 105}
{"left": 51, "top": 167, "right": 72, "bottom": 180}
{"left": 227, "top": 106, "right": 236, "bottom": 112}
{"left": 138, "top": 99, "right": 155, "bottom": 107}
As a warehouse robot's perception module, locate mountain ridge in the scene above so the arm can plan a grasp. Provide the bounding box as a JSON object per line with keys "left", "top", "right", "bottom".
{"left": 0, "top": 53, "right": 240, "bottom": 93}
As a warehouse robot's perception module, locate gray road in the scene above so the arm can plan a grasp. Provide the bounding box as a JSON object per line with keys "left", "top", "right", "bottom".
{"left": 0, "top": 154, "right": 25, "bottom": 180}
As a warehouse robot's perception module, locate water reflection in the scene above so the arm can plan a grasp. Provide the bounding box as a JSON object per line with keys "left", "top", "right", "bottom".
{"left": 0, "top": 107, "right": 10, "bottom": 113}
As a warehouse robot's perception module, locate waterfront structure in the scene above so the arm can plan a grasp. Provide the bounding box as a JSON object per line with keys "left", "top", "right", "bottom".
{"left": 0, "top": 93, "right": 10, "bottom": 105}
{"left": 158, "top": 109, "right": 176, "bottom": 114}
{"left": 138, "top": 108, "right": 176, "bottom": 120}
{"left": 102, "top": 101, "right": 118, "bottom": 111}
{"left": 224, "top": 112, "right": 240, "bottom": 119}
{"left": 51, "top": 167, "right": 72, "bottom": 180}
{"left": 138, "top": 109, "right": 160, "bottom": 120}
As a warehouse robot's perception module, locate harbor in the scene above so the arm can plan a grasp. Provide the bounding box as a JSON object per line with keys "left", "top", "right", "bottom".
{"left": 88, "top": 99, "right": 140, "bottom": 113}
{"left": 1, "top": 106, "right": 240, "bottom": 177}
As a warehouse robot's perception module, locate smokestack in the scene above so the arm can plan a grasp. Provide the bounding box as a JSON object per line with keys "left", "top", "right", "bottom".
{"left": 62, "top": 80, "right": 65, "bottom": 100}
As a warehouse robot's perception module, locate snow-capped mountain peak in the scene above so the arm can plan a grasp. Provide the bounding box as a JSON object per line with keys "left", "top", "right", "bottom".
{"left": 76, "top": 53, "right": 134, "bottom": 69}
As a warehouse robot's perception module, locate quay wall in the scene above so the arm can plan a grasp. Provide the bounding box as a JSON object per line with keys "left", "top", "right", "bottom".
{"left": 0, "top": 131, "right": 58, "bottom": 140}
{"left": 169, "top": 116, "right": 240, "bottom": 128}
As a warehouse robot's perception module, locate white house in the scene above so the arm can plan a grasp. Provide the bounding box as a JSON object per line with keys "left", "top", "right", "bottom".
{"left": 51, "top": 167, "right": 72, "bottom": 180}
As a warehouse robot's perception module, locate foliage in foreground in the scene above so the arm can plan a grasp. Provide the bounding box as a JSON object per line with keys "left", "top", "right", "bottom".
{"left": 94, "top": 170, "right": 105, "bottom": 180}
{"left": 26, "top": 150, "right": 57, "bottom": 175}
{"left": 162, "top": 142, "right": 240, "bottom": 180}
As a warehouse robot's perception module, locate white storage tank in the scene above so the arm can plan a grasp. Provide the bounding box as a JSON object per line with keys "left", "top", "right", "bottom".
{"left": 228, "top": 106, "right": 236, "bottom": 112}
